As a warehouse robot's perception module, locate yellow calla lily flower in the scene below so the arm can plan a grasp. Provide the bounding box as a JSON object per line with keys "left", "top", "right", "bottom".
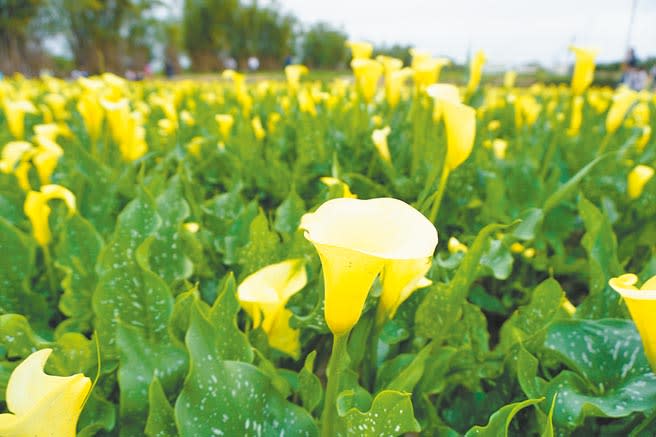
{"left": 448, "top": 236, "right": 468, "bottom": 254}
{"left": 426, "top": 83, "right": 461, "bottom": 121}
{"left": 215, "top": 114, "right": 234, "bottom": 139}
{"left": 514, "top": 94, "right": 542, "bottom": 127}
{"left": 3, "top": 99, "right": 37, "bottom": 139}
{"left": 384, "top": 68, "right": 412, "bottom": 108}
{"left": 346, "top": 41, "right": 373, "bottom": 60}
{"left": 351, "top": 59, "right": 383, "bottom": 104}
{"left": 443, "top": 100, "right": 477, "bottom": 172}
{"left": 413, "top": 58, "right": 450, "bottom": 89}
{"left": 376, "top": 55, "right": 403, "bottom": 77}
{"left": 466, "top": 50, "right": 486, "bottom": 94}
{"left": 251, "top": 116, "right": 266, "bottom": 140}
{"left": 409, "top": 48, "right": 431, "bottom": 70}
{"left": 636, "top": 126, "right": 651, "bottom": 152}
{"left": 76, "top": 93, "right": 104, "bottom": 143}
{"left": 569, "top": 46, "right": 598, "bottom": 95}
{"left": 100, "top": 97, "right": 130, "bottom": 145}
{"left": 609, "top": 274, "right": 656, "bottom": 371}
{"left": 33, "top": 136, "right": 64, "bottom": 184}
{"left": 300, "top": 197, "right": 438, "bottom": 334}
{"left": 567, "top": 96, "right": 584, "bottom": 136}
{"left": 297, "top": 88, "right": 317, "bottom": 116}
{"left": 606, "top": 87, "right": 638, "bottom": 134}
{"left": 0, "top": 348, "right": 92, "bottom": 437}
{"left": 371, "top": 126, "right": 392, "bottom": 163}
{"left": 320, "top": 177, "right": 357, "bottom": 199}
{"left": 492, "top": 138, "right": 508, "bottom": 160}
{"left": 0, "top": 141, "right": 35, "bottom": 190}
{"left": 504, "top": 70, "right": 517, "bottom": 89}
{"left": 44, "top": 93, "right": 69, "bottom": 120}
{"left": 237, "top": 259, "right": 307, "bottom": 358}
{"left": 627, "top": 165, "right": 654, "bottom": 199}
{"left": 24, "top": 184, "right": 76, "bottom": 246}
{"left": 284, "top": 64, "right": 309, "bottom": 91}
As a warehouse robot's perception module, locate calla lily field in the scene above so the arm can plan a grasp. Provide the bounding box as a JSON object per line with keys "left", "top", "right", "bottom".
{"left": 1, "top": 44, "right": 656, "bottom": 436}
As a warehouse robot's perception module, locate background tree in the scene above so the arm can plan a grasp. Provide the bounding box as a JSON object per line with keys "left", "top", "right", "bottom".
{"left": 301, "top": 22, "right": 348, "bottom": 69}
{"left": 0, "top": 0, "right": 46, "bottom": 74}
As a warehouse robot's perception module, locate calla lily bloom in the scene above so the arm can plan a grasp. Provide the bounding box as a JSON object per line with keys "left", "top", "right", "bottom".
{"left": 627, "top": 165, "right": 654, "bottom": 199}
{"left": 636, "top": 126, "right": 651, "bottom": 152}
{"left": 251, "top": 116, "right": 266, "bottom": 140}
{"left": 385, "top": 68, "right": 412, "bottom": 107}
{"left": 443, "top": 100, "right": 477, "bottom": 172}
{"left": 372, "top": 126, "right": 392, "bottom": 163}
{"left": 504, "top": 70, "right": 517, "bottom": 89}
{"left": 238, "top": 259, "right": 307, "bottom": 358}
{"left": 346, "top": 41, "right": 373, "bottom": 60}
{"left": 320, "top": 177, "right": 357, "bottom": 199}
{"left": 514, "top": 94, "right": 542, "bottom": 127}
{"left": 409, "top": 48, "right": 432, "bottom": 70}
{"left": 492, "top": 138, "right": 508, "bottom": 160}
{"left": 33, "top": 135, "right": 64, "bottom": 184}
{"left": 215, "top": 114, "right": 234, "bottom": 139}
{"left": 3, "top": 99, "right": 37, "bottom": 139}
{"left": 466, "top": 50, "right": 486, "bottom": 94}
{"left": 77, "top": 93, "right": 104, "bottom": 143}
{"left": 567, "top": 96, "right": 584, "bottom": 136}
{"left": 24, "top": 184, "right": 76, "bottom": 246}
{"left": 351, "top": 59, "right": 384, "bottom": 103}
{"left": 426, "top": 83, "right": 461, "bottom": 121}
{"left": 448, "top": 236, "right": 468, "bottom": 254}
{"left": 0, "top": 141, "right": 34, "bottom": 189}
{"left": 0, "top": 348, "right": 92, "bottom": 437}
{"left": 606, "top": 88, "right": 638, "bottom": 134}
{"left": 284, "top": 64, "right": 309, "bottom": 90}
{"left": 376, "top": 55, "right": 403, "bottom": 77}
{"left": 609, "top": 274, "right": 656, "bottom": 371}
{"left": 300, "top": 197, "right": 438, "bottom": 334}
{"left": 569, "top": 46, "right": 598, "bottom": 95}
{"left": 413, "top": 58, "right": 450, "bottom": 89}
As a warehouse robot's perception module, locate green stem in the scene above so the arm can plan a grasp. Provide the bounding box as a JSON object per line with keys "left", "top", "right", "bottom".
{"left": 42, "top": 245, "right": 57, "bottom": 294}
{"left": 428, "top": 165, "right": 450, "bottom": 223}
{"left": 321, "top": 332, "right": 350, "bottom": 437}
{"left": 596, "top": 132, "right": 612, "bottom": 157}
{"left": 539, "top": 130, "right": 559, "bottom": 181}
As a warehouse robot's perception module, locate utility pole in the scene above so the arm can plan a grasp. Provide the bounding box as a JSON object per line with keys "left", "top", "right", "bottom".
{"left": 626, "top": 0, "right": 638, "bottom": 51}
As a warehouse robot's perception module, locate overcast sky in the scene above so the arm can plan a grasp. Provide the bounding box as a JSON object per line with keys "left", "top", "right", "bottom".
{"left": 270, "top": 0, "right": 656, "bottom": 67}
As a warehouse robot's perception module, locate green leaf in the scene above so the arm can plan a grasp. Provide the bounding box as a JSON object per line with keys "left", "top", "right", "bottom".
{"left": 542, "top": 153, "right": 610, "bottom": 214}
{"left": 299, "top": 350, "right": 323, "bottom": 413}
{"left": 576, "top": 196, "right": 624, "bottom": 318}
{"left": 55, "top": 214, "right": 103, "bottom": 334}
{"left": 385, "top": 343, "right": 432, "bottom": 393}
{"left": 498, "top": 278, "right": 565, "bottom": 352}
{"left": 174, "top": 289, "right": 317, "bottom": 436}
{"left": 274, "top": 186, "right": 306, "bottom": 235}
{"left": 480, "top": 239, "right": 514, "bottom": 280}
{"left": 464, "top": 398, "right": 544, "bottom": 436}
{"left": 238, "top": 208, "right": 281, "bottom": 275}
{"left": 145, "top": 377, "right": 178, "bottom": 437}
{"left": 0, "top": 314, "right": 46, "bottom": 358}
{"left": 0, "top": 217, "right": 45, "bottom": 322}
{"left": 342, "top": 390, "right": 421, "bottom": 437}
{"left": 541, "top": 319, "right": 656, "bottom": 429}
{"left": 512, "top": 208, "right": 544, "bottom": 241}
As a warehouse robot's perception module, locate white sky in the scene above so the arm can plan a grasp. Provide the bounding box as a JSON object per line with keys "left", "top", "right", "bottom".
{"left": 272, "top": 0, "right": 656, "bottom": 67}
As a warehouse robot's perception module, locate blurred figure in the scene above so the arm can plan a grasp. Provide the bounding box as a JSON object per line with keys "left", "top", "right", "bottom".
{"left": 164, "top": 60, "right": 174, "bottom": 78}
{"left": 247, "top": 56, "right": 260, "bottom": 72}
{"left": 224, "top": 57, "right": 238, "bottom": 70}
{"left": 620, "top": 47, "right": 646, "bottom": 90}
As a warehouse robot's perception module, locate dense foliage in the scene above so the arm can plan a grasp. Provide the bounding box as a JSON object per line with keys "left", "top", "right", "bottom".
{"left": 0, "top": 54, "right": 655, "bottom": 436}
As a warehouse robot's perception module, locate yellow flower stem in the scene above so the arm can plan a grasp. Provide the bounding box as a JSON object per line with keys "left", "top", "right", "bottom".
{"left": 596, "top": 132, "right": 612, "bottom": 157}
{"left": 42, "top": 244, "right": 58, "bottom": 294}
{"left": 428, "top": 164, "right": 450, "bottom": 223}
{"left": 321, "top": 332, "right": 350, "bottom": 437}
{"left": 539, "top": 128, "right": 561, "bottom": 181}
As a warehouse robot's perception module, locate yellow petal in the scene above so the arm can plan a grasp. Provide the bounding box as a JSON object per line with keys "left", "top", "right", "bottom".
{"left": 606, "top": 88, "right": 638, "bottom": 134}
{"left": 466, "top": 50, "right": 486, "bottom": 94}
{"left": 443, "top": 100, "right": 477, "bottom": 171}
{"left": 609, "top": 274, "right": 656, "bottom": 371}
{"left": 351, "top": 59, "right": 383, "bottom": 103}
{"left": 379, "top": 257, "right": 432, "bottom": 321}
{"left": 24, "top": 185, "right": 76, "bottom": 246}
{"left": 627, "top": 165, "right": 654, "bottom": 199}
{"left": 284, "top": 64, "right": 309, "bottom": 90}
{"left": 0, "top": 349, "right": 91, "bottom": 437}
{"left": 346, "top": 41, "right": 373, "bottom": 60}
{"left": 301, "top": 198, "right": 438, "bottom": 334}
{"left": 372, "top": 126, "right": 392, "bottom": 163}
{"left": 569, "top": 46, "right": 598, "bottom": 95}
{"left": 238, "top": 259, "right": 307, "bottom": 305}
{"left": 266, "top": 308, "right": 301, "bottom": 359}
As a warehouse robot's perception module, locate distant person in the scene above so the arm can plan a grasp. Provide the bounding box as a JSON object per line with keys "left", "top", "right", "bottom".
{"left": 224, "top": 57, "right": 238, "bottom": 70}
{"left": 621, "top": 48, "right": 642, "bottom": 89}
{"left": 165, "top": 60, "right": 174, "bottom": 78}
{"left": 0, "top": 71, "right": 3, "bottom": 81}
{"left": 247, "top": 56, "right": 260, "bottom": 72}
{"left": 283, "top": 55, "right": 293, "bottom": 67}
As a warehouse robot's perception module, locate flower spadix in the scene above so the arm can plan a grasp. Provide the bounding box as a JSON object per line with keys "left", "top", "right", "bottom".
{"left": 609, "top": 274, "right": 656, "bottom": 370}
{"left": 238, "top": 259, "right": 307, "bottom": 358}
{"left": 0, "top": 348, "right": 92, "bottom": 437}
{"left": 300, "top": 198, "right": 438, "bottom": 334}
